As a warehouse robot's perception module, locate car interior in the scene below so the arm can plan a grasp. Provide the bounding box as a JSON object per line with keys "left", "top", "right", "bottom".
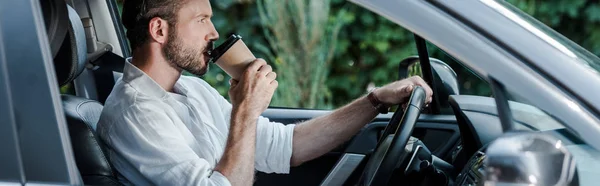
{"left": 40, "top": 0, "right": 587, "bottom": 185}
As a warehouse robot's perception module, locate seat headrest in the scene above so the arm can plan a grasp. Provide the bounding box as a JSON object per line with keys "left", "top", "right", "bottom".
{"left": 41, "top": 0, "right": 69, "bottom": 58}
{"left": 53, "top": 5, "right": 87, "bottom": 86}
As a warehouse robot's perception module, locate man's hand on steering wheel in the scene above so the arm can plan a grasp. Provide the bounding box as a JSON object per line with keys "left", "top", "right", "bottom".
{"left": 360, "top": 77, "right": 433, "bottom": 186}
{"left": 373, "top": 76, "right": 433, "bottom": 108}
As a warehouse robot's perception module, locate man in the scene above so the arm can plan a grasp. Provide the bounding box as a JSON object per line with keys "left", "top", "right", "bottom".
{"left": 97, "top": 0, "right": 433, "bottom": 185}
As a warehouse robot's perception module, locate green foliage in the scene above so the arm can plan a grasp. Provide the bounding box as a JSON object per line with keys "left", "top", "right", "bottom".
{"left": 255, "top": 0, "right": 345, "bottom": 109}
{"left": 201, "top": 0, "right": 600, "bottom": 109}
{"left": 326, "top": 2, "right": 418, "bottom": 106}
{"left": 507, "top": 0, "right": 600, "bottom": 56}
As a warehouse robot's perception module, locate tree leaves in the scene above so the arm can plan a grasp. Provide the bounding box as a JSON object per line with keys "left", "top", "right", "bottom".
{"left": 204, "top": 0, "right": 600, "bottom": 109}
{"left": 212, "top": 0, "right": 237, "bottom": 10}
{"left": 585, "top": 5, "right": 600, "bottom": 22}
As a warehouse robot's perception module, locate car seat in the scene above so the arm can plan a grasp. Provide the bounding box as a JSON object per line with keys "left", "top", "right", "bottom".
{"left": 49, "top": 2, "right": 122, "bottom": 185}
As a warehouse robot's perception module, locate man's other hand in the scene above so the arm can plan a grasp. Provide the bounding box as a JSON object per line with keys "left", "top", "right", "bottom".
{"left": 228, "top": 58, "right": 278, "bottom": 118}
{"left": 373, "top": 76, "right": 433, "bottom": 107}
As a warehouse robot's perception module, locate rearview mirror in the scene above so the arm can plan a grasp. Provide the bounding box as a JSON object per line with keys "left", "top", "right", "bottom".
{"left": 484, "top": 132, "right": 579, "bottom": 186}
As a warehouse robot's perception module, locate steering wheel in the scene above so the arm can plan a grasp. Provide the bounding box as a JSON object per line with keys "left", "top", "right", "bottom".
{"left": 361, "top": 86, "right": 427, "bottom": 186}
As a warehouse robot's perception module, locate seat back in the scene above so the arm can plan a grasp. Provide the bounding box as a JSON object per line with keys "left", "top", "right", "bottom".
{"left": 49, "top": 3, "right": 121, "bottom": 186}
{"left": 62, "top": 95, "right": 121, "bottom": 185}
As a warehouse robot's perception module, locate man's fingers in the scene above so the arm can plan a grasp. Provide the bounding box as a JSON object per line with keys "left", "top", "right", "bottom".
{"left": 421, "top": 82, "right": 434, "bottom": 98}
{"left": 270, "top": 80, "right": 279, "bottom": 91}
{"left": 266, "top": 72, "right": 277, "bottom": 80}
{"left": 258, "top": 65, "right": 273, "bottom": 77}
{"left": 411, "top": 76, "right": 427, "bottom": 87}
{"left": 407, "top": 76, "right": 433, "bottom": 105}
{"left": 245, "top": 58, "right": 268, "bottom": 74}
{"left": 410, "top": 76, "right": 433, "bottom": 101}
{"left": 421, "top": 86, "right": 433, "bottom": 104}
{"left": 403, "top": 84, "right": 414, "bottom": 93}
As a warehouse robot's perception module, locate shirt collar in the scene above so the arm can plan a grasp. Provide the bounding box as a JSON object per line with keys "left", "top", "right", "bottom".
{"left": 122, "top": 57, "right": 169, "bottom": 99}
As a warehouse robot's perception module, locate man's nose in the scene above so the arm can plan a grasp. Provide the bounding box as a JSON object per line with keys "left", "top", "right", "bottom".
{"left": 206, "top": 27, "right": 219, "bottom": 41}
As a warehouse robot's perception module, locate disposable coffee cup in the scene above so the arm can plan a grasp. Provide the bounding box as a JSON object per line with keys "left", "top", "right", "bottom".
{"left": 210, "top": 34, "right": 256, "bottom": 80}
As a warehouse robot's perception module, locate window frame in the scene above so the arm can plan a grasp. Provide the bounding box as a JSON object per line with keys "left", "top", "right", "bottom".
{"left": 0, "top": 17, "right": 25, "bottom": 184}
{"left": 106, "top": 0, "right": 131, "bottom": 57}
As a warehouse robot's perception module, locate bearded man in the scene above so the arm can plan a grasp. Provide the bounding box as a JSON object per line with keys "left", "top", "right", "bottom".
{"left": 96, "top": 0, "right": 433, "bottom": 185}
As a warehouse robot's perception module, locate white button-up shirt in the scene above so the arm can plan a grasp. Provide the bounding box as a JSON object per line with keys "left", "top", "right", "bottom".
{"left": 97, "top": 59, "right": 295, "bottom": 186}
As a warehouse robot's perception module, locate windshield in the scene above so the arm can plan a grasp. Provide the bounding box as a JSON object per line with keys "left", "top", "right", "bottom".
{"left": 488, "top": 0, "right": 600, "bottom": 75}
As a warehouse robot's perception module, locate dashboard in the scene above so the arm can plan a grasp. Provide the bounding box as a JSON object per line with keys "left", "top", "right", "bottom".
{"left": 447, "top": 95, "right": 539, "bottom": 186}
{"left": 447, "top": 95, "right": 582, "bottom": 185}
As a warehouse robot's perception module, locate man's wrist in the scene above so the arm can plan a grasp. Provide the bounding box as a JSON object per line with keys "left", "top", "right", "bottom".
{"left": 232, "top": 102, "right": 261, "bottom": 118}
{"left": 367, "top": 89, "right": 389, "bottom": 114}
{"left": 231, "top": 105, "right": 260, "bottom": 127}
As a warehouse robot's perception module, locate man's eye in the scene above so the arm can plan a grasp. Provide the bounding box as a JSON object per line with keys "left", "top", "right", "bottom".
{"left": 199, "top": 19, "right": 207, "bottom": 23}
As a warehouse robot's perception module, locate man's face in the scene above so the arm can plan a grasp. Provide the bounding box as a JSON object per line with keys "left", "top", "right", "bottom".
{"left": 163, "top": 0, "right": 219, "bottom": 76}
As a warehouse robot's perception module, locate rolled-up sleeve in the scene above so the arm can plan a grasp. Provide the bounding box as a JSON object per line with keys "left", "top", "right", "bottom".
{"left": 206, "top": 80, "right": 295, "bottom": 174}
{"left": 105, "top": 104, "right": 231, "bottom": 186}
{"left": 254, "top": 116, "right": 295, "bottom": 173}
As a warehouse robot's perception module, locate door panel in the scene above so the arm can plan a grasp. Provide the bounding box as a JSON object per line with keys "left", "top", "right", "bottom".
{"left": 255, "top": 153, "right": 340, "bottom": 186}
{"left": 413, "top": 122, "right": 460, "bottom": 161}
{"left": 255, "top": 108, "right": 459, "bottom": 186}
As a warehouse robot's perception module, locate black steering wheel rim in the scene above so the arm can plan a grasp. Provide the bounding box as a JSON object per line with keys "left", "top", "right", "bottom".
{"left": 361, "top": 86, "right": 427, "bottom": 186}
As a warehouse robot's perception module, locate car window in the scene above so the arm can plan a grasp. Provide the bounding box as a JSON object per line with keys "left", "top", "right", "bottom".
{"left": 113, "top": 0, "right": 410, "bottom": 109}
{"left": 110, "top": 1, "right": 494, "bottom": 111}
{"left": 206, "top": 1, "right": 498, "bottom": 110}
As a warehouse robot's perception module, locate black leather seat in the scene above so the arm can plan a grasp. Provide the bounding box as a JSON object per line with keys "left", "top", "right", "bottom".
{"left": 48, "top": 3, "right": 121, "bottom": 186}
{"left": 62, "top": 95, "right": 121, "bottom": 185}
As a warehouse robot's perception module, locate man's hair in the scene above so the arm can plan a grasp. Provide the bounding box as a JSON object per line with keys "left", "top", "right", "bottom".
{"left": 121, "top": 0, "right": 187, "bottom": 52}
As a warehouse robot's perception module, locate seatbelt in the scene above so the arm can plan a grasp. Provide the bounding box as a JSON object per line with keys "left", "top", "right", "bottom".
{"left": 91, "top": 52, "right": 125, "bottom": 104}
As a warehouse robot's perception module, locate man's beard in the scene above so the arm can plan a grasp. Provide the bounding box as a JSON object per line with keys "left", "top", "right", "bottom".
{"left": 163, "top": 28, "right": 209, "bottom": 76}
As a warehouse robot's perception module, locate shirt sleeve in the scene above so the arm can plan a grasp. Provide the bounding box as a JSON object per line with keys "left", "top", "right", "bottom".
{"left": 254, "top": 116, "right": 295, "bottom": 173}
{"left": 105, "top": 103, "right": 231, "bottom": 186}
{"left": 200, "top": 79, "right": 295, "bottom": 174}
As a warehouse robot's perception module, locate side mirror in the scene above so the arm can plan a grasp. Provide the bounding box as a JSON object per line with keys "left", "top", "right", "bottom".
{"left": 398, "top": 57, "right": 459, "bottom": 112}
{"left": 484, "top": 132, "right": 579, "bottom": 186}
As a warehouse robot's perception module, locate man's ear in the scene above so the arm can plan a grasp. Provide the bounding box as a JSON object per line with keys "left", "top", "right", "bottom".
{"left": 148, "top": 17, "right": 169, "bottom": 44}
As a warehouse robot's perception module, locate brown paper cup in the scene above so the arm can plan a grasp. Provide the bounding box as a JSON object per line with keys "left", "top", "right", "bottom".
{"left": 215, "top": 39, "right": 256, "bottom": 80}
